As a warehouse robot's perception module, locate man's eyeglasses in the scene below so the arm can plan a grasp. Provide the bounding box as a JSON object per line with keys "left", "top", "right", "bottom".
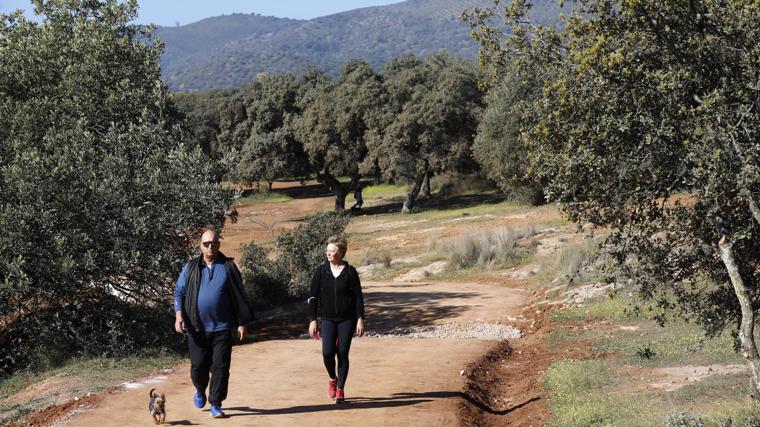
{"left": 202, "top": 241, "right": 219, "bottom": 248}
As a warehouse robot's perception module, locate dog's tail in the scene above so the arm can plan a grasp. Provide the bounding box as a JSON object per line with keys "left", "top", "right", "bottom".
{"left": 149, "top": 388, "right": 157, "bottom": 398}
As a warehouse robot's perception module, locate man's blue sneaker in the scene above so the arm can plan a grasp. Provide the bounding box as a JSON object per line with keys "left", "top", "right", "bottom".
{"left": 193, "top": 389, "right": 206, "bottom": 408}
{"left": 210, "top": 404, "right": 226, "bottom": 418}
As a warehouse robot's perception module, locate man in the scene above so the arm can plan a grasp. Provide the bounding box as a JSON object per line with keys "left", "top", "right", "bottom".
{"left": 174, "top": 228, "right": 253, "bottom": 418}
{"left": 351, "top": 185, "right": 363, "bottom": 210}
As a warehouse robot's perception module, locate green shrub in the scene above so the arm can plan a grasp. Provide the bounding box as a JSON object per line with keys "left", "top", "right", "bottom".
{"left": 238, "top": 243, "right": 290, "bottom": 308}
{"left": 275, "top": 211, "right": 351, "bottom": 296}
{"left": 0, "top": 1, "right": 232, "bottom": 377}
{"left": 240, "top": 211, "right": 350, "bottom": 306}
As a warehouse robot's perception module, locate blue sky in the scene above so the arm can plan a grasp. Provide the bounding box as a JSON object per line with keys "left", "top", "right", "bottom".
{"left": 1, "top": 1, "right": 405, "bottom": 25}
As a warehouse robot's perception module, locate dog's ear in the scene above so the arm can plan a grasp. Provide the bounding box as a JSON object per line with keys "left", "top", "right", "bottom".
{"left": 161, "top": 393, "right": 165, "bottom": 400}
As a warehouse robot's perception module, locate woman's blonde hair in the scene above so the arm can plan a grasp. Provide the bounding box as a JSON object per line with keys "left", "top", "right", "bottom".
{"left": 327, "top": 235, "right": 348, "bottom": 257}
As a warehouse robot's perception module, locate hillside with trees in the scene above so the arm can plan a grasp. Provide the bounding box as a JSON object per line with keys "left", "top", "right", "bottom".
{"left": 155, "top": 0, "right": 560, "bottom": 91}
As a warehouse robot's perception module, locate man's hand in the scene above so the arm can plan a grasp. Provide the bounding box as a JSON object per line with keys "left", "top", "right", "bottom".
{"left": 237, "top": 325, "right": 247, "bottom": 341}
{"left": 309, "top": 320, "right": 319, "bottom": 339}
{"left": 356, "top": 318, "right": 365, "bottom": 337}
{"left": 174, "top": 311, "right": 185, "bottom": 334}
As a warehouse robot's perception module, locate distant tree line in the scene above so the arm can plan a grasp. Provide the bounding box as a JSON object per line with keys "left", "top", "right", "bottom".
{"left": 174, "top": 53, "right": 543, "bottom": 212}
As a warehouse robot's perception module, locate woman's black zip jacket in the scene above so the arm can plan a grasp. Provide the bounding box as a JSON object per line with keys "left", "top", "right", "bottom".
{"left": 308, "top": 262, "right": 364, "bottom": 321}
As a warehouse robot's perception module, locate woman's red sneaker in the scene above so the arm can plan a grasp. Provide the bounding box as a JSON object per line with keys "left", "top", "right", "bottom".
{"left": 328, "top": 378, "right": 337, "bottom": 400}
{"left": 335, "top": 388, "right": 345, "bottom": 403}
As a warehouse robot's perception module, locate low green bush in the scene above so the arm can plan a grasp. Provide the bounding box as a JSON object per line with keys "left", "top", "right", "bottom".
{"left": 239, "top": 211, "right": 350, "bottom": 307}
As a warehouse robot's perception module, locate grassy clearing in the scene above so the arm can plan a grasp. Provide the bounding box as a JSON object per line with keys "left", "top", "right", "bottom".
{"left": 361, "top": 183, "right": 408, "bottom": 199}
{"left": 235, "top": 191, "right": 293, "bottom": 205}
{"left": 549, "top": 295, "right": 647, "bottom": 323}
{"left": 543, "top": 355, "right": 760, "bottom": 426}
{"left": 542, "top": 359, "right": 666, "bottom": 427}
{"left": 543, "top": 288, "right": 760, "bottom": 426}
{"left": 0, "top": 351, "right": 180, "bottom": 425}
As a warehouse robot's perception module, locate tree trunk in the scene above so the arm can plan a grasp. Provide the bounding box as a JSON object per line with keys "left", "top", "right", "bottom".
{"left": 728, "top": 134, "right": 760, "bottom": 225}
{"left": 401, "top": 172, "right": 425, "bottom": 213}
{"left": 719, "top": 236, "right": 760, "bottom": 401}
{"left": 267, "top": 180, "right": 273, "bottom": 191}
{"left": 317, "top": 173, "right": 349, "bottom": 211}
{"left": 743, "top": 189, "right": 760, "bottom": 226}
{"left": 334, "top": 191, "right": 348, "bottom": 211}
{"left": 422, "top": 172, "right": 431, "bottom": 198}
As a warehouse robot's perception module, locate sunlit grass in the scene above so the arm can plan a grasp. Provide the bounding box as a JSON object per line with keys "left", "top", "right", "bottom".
{"left": 235, "top": 192, "right": 293, "bottom": 205}
{"left": 361, "top": 183, "right": 408, "bottom": 199}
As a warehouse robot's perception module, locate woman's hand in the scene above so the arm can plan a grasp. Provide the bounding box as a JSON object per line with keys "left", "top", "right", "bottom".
{"left": 356, "top": 318, "right": 365, "bottom": 337}
{"left": 309, "top": 320, "right": 319, "bottom": 339}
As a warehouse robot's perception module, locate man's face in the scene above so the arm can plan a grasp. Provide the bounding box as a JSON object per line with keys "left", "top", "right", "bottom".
{"left": 200, "top": 231, "right": 220, "bottom": 260}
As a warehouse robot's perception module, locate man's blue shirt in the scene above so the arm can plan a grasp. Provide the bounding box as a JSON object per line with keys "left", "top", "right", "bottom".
{"left": 174, "top": 259, "right": 233, "bottom": 332}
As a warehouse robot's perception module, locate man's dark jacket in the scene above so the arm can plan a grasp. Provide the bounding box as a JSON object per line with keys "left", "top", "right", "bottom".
{"left": 182, "top": 252, "right": 254, "bottom": 333}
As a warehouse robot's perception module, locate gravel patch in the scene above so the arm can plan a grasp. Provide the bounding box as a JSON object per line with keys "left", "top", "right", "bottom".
{"left": 365, "top": 322, "right": 523, "bottom": 340}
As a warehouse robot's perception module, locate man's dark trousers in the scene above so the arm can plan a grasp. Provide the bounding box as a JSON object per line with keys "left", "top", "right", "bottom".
{"left": 187, "top": 330, "right": 233, "bottom": 405}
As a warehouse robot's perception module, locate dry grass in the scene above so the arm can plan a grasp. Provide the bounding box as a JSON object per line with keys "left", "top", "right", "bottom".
{"left": 445, "top": 226, "right": 538, "bottom": 269}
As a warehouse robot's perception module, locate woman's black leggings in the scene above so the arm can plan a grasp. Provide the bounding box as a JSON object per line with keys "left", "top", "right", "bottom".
{"left": 321, "top": 318, "right": 356, "bottom": 389}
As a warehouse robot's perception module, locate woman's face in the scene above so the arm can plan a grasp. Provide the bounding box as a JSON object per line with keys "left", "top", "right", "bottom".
{"left": 325, "top": 243, "right": 344, "bottom": 263}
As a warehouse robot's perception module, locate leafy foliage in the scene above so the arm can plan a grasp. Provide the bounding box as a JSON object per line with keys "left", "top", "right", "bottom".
{"left": 466, "top": 0, "right": 760, "bottom": 398}
{"left": 239, "top": 212, "right": 350, "bottom": 307}
{"left": 297, "top": 60, "right": 387, "bottom": 210}
{"left": 472, "top": 67, "right": 544, "bottom": 204}
{"left": 374, "top": 54, "right": 484, "bottom": 212}
{"left": 173, "top": 88, "right": 236, "bottom": 155}
{"left": 216, "top": 74, "right": 313, "bottom": 188}
{"left": 0, "top": 0, "right": 233, "bottom": 377}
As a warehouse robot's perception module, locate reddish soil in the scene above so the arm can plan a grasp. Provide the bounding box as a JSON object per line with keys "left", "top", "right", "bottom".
{"left": 458, "top": 309, "right": 599, "bottom": 427}
{"left": 6, "top": 394, "right": 101, "bottom": 427}
{"left": 48, "top": 279, "right": 528, "bottom": 427}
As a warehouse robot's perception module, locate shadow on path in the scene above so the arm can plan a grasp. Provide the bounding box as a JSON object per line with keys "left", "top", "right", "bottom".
{"left": 251, "top": 289, "right": 482, "bottom": 340}
{"left": 365, "top": 290, "right": 483, "bottom": 332}
{"left": 221, "top": 391, "right": 540, "bottom": 418}
{"left": 223, "top": 391, "right": 461, "bottom": 417}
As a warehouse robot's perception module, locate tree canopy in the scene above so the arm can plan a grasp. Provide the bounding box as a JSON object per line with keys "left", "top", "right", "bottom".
{"left": 466, "top": 0, "right": 760, "bottom": 399}
{"left": 0, "top": 0, "right": 234, "bottom": 376}
{"left": 297, "top": 59, "right": 388, "bottom": 210}
{"left": 377, "top": 53, "right": 483, "bottom": 212}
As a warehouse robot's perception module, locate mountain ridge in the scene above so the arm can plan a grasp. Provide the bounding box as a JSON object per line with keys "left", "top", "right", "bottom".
{"left": 156, "top": 0, "right": 559, "bottom": 92}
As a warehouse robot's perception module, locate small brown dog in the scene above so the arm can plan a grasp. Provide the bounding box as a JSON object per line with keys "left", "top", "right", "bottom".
{"left": 148, "top": 388, "right": 166, "bottom": 425}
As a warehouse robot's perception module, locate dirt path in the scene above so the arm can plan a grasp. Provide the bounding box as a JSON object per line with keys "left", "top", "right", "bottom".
{"left": 58, "top": 281, "right": 528, "bottom": 426}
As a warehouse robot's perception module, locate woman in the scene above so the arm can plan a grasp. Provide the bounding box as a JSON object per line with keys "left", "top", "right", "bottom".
{"left": 308, "top": 235, "right": 365, "bottom": 403}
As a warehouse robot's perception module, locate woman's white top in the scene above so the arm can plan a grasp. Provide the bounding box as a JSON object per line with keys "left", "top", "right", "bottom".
{"left": 330, "top": 263, "right": 345, "bottom": 278}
